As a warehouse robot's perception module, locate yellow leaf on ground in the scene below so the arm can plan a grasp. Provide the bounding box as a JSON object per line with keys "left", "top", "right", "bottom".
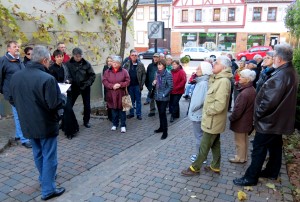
{"left": 237, "top": 190, "right": 247, "bottom": 201}
{"left": 244, "top": 186, "right": 253, "bottom": 191}
{"left": 266, "top": 183, "right": 276, "bottom": 190}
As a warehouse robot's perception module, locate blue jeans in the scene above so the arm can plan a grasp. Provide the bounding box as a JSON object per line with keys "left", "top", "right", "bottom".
{"left": 112, "top": 109, "right": 126, "bottom": 127}
{"left": 11, "top": 106, "right": 29, "bottom": 143}
{"left": 128, "top": 85, "right": 142, "bottom": 116}
{"left": 31, "top": 136, "right": 58, "bottom": 197}
{"left": 184, "top": 84, "right": 195, "bottom": 96}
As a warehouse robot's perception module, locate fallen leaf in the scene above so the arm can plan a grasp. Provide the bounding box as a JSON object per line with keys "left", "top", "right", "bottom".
{"left": 244, "top": 186, "right": 253, "bottom": 191}
{"left": 237, "top": 190, "right": 247, "bottom": 201}
{"left": 191, "top": 195, "right": 196, "bottom": 198}
{"left": 295, "top": 188, "right": 300, "bottom": 194}
{"left": 266, "top": 183, "right": 276, "bottom": 191}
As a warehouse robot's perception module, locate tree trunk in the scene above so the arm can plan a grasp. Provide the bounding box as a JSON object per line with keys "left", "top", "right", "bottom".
{"left": 119, "top": 20, "right": 127, "bottom": 59}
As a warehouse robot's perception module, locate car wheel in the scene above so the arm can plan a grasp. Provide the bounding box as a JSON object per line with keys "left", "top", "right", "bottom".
{"left": 139, "top": 55, "right": 143, "bottom": 60}
{"left": 241, "top": 56, "right": 247, "bottom": 61}
{"left": 210, "top": 55, "right": 216, "bottom": 60}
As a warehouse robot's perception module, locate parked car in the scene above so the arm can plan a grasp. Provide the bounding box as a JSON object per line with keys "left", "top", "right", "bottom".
{"left": 236, "top": 46, "right": 273, "bottom": 61}
{"left": 179, "top": 47, "right": 223, "bottom": 60}
{"left": 138, "top": 47, "right": 170, "bottom": 59}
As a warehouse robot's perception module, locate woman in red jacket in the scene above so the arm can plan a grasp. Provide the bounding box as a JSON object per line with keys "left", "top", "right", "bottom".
{"left": 102, "top": 56, "right": 130, "bottom": 133}
{"left": 169, "top": 60, "right": 187, "bottom": 122}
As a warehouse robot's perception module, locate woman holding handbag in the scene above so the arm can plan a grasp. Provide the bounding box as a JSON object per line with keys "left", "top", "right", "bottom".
{"left": 102, "top": 56, "right": 130, "bottom": 133}
{"left": 153, "top": 59, "right": 173, "bottom": 140}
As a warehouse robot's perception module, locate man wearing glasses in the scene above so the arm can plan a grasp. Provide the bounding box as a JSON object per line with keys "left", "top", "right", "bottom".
{"left": 123, "top": 50, "right": 146, "bottom": 120}
{"left": 256, "top": 51, "right": 275, "bottom": 93}
{"left": 0, "top": 41, "right": 32, "bottom": 148}
{"left": 66, "top": 48, "right": 95, "bottom": 128}
{"left": 234, "top": 43, "right": 298, "bottom": 186}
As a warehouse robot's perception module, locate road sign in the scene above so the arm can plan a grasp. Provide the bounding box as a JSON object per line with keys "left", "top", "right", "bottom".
{"left": 148, "top": 21, "right": 164, "bottom": 39}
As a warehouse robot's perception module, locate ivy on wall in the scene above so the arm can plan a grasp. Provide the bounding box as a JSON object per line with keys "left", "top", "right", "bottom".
{"left": 0, "top": 0, "right": 125, "bottom": 65}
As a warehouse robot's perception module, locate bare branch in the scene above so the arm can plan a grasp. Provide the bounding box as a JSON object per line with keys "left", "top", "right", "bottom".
{"left": 126, "top": 0, "right": 139, "bottom": 21}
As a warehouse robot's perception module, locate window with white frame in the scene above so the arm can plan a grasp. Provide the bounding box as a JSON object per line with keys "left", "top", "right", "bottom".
{"left": 267, "top": 7, "right": 277, "bottom": 21}
{"left": 136, "top": 7, "right": 144, "bottom": 20}
{"left": 195, "top": 9, "right": 202, "bottom": 22}
{"left": 228, "top": 8, "right": 235, "bottom": 21}
{"left": 182, "top": 10, "right": 188, "bottom": 22}
{"left": 149, "top": 7, "right": 154, "bottom": 20}
{"left": 162, "top": 7, "right": 170, "bottom": 20}
{"left": 137, "top": 31, "right": 144, "bottom": 44}
{"left": 253, "top": 7, "right": 262, "bottom": 21}
{"left": 213, "top": 8, "right": 221, "bottom": 21}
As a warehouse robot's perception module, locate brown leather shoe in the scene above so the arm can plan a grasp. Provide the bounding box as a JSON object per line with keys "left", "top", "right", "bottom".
{"left": 181, "top": 166, "right": 200, "bottom": 176}
{"left": 204, "top": 165, "right": 220, "bottom": 174}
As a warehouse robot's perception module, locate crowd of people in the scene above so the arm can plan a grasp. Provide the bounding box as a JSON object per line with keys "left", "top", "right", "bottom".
{"left": 0, "top": 41, "right": 298, "bottom": 200}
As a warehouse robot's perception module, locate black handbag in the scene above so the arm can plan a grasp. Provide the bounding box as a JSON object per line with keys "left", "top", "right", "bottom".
{"left": 149, "top": 85, "right": 156, "bottom": 99}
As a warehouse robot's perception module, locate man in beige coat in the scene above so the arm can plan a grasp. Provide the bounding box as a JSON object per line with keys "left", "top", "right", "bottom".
{"left": 181, "top": 56, "right": 233, "bottom": 176}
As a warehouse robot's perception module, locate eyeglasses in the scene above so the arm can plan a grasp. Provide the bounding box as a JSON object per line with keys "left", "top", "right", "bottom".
{"left": 26, "top": 53, "right": 31, "bottom": 56}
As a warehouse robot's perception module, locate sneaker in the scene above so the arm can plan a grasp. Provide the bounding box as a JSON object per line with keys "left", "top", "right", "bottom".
{"left": 121, "top": 127, "right": 126, "bottom": 133}
{"left": 111, "top": 126, "right": 117, "bottom": 131}
{"left": 190, "top": 154, "right": 197, "bottom": 162}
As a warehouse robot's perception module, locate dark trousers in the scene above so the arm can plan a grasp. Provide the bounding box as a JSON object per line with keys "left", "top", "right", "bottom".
{"left": 71, "top": 86, "right": 91, "bottom": 124}
{"left": 128, "top": 85, "right": 142, "bottom": 116}
{"left": 63, "top": 96, "right": 79, "bottom": 136}
{"left": 228, "top": 82, "right": 234, "bottom": 110}
{"left": 156, "top": 101, "right": 168, "bottom": 132}
{"left": 169, "top": 94, "right": 182, "bottom": 118}
{"left": 112, "top": 109, "right": 126, "bottom": 127}
{"left": 244, "top": 132, "right": 283, "bottom": 181}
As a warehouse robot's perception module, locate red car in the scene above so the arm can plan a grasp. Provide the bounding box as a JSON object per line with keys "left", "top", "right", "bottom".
{"left": 236, "top": 46, "right": 273, "bottom": 61}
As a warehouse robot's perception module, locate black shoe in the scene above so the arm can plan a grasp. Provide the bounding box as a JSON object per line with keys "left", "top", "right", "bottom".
{"left": 233, "top": 177, "right": 257, "bottom": 186}
{"left": 170, "top": 116, "right": 174, "bottom": 123}
{"left": 154, "top": 128, "right": 163, "bottom": 133}
{"left": 22, "top": 142, "right": 32, "bottom": 149}
{"left": 137, "top": 116, "right": 142, "bottom": 120}
{"left": 259, "top": 170, "right": 277, "bottom": 180}
{"left": 148, "top": 113, "right": 155, "bottom": 117}
{"left": 183, "top": 95, "right": 188, "bottom": 99}
{"left": 144, "top": 102, "right": 150, "bottom": 105}
{"left": 127, "top": 114, "right": 134, "bottom": 119}
{"left": 84, "top": 123, "right": 91, "bottom": 128}
{"left": 41, "top": 187, "right": 65, "bottom": 200}
{"left": 161, "top": 132, "right": 168, "bottom": 140}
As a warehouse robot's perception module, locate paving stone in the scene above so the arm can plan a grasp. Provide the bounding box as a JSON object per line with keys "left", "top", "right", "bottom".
{"left": 127, "top": 193, "right": 143, "bottom": 201}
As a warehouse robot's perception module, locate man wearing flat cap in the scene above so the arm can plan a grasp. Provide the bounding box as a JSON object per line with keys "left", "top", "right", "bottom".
{"left": 145, "top": 53, "right": 160, "bottom": 116}
{"left": 66, "top": 48, "right": 95, "bottom": 128}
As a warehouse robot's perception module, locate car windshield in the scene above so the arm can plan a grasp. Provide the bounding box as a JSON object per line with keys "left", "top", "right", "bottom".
{"left": 147, "top": 48, "right": 155, "bottom": 53}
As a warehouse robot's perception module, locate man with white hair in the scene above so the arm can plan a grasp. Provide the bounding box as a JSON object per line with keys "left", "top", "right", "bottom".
{"left": 181, "top": 56, "right": 233, "bottom": 176}
{"left": 9, "top": 45, "right": 66, "bottom": 200}
{"left": 234, "top": 43, "right": 298, "bottom": 186}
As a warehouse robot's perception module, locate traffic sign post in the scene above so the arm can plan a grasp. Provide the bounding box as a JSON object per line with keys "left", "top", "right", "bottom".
{"left": 148, "top": 21, "right": 164, "bottom": 39}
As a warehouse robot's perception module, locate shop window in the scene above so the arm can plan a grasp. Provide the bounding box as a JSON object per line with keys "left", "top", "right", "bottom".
{"left": 182, "top": 33, "right": 197, "bottom": 47}
{"left": 218, "top": 33, "right": 236, "bottom": 51}
{"left": 253, "top": 7, "right": 262, "bottom": 21}
{"left": 213, "top": 8, "right": 221, "bottom": 21}
{"left": 228, "top": 8, "right": 235, "bottom": 21}
{"left": 195, "top": 9, "right": 202, "bottom": 22}
{"left": 267, "top": 7, "right": 277, "bottom": 21}
{"left": 182, "top": 10, "right": 188, "bottom": 22}
{"left": 247, "top": 34, "right": 265, "bottom": 47}
{"left": 199, "top": 33, "right": 217, "bottom": 50}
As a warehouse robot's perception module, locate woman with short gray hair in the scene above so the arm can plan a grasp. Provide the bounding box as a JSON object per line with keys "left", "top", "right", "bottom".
{"left": 229, "top": 69, "right": 256, "bottom": 163}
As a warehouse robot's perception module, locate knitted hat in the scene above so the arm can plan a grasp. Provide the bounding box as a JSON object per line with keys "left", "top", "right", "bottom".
{"left": 200, "top": 62, "right": 213, "bottom": 75}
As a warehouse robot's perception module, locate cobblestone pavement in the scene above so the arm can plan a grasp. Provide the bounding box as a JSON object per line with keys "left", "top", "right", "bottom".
{"left": 0, "top": 98, "right": 294, "bottom": 202}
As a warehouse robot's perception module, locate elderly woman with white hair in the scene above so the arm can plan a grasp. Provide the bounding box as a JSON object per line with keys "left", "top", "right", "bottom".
{"left": 188, "top": 62, "right": 213, "bottom": 162}
{"left": 102, "top": 56, "right": 130, "bottom": 133}
{"left": 165, "top": 55, "right": 172, "bottom": 72}
{"left": 229, "top": 69, "right": 256, "bottom": 163}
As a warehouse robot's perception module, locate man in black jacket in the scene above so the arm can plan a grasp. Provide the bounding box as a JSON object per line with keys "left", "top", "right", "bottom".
{"left": 0, "top": 41, "right": 31, "bottom": 148}
{"left": 9, "top": 45, "right": 66, "bottom": 200}
{"left": 66, "top": 48, "right": 95, "bottom": 128}
{"left": 233, "top": 43, "right": 298, "bottom": 186}
{"left": 145, "top": 53, "right": 159, "bottom": 117}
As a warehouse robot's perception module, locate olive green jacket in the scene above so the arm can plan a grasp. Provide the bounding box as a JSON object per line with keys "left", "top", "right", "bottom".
{"left": 201, "top": 67, "right": 233, "bottom": 134}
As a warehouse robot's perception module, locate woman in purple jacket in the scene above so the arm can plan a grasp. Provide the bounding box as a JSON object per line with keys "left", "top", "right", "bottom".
{"left": 229, "top": 69, "right": 256, "bottom": 163}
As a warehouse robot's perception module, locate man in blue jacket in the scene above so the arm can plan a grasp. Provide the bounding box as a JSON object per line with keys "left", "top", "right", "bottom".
{"left": 10, "top": 45, "right": 66, "bottom": 200}
{"left": 0, "top": 41, "right": 31, "bottom": 148}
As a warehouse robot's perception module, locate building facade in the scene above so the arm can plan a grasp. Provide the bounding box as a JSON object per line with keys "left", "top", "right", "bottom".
{"left": 133, "top": 0, "right": 173, "bottom": 53}
{"left": 171, "top": 0, "right": 292, "bottom": 55}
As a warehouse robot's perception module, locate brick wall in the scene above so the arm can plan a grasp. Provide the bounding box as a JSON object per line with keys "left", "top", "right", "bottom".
{"left": 171, "top": 32, "right": 182, "bottom": 54}
{"left": 235, "top": 32, "right": 248, "bottom": 57}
